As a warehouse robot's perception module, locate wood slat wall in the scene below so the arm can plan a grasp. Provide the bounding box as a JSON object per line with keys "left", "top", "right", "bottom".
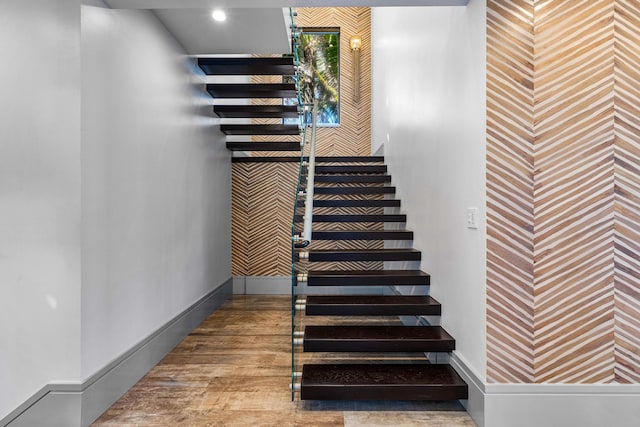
{"left": 232, "top": 8, "right": 373, "bottom": 277}
{"left": 487, "top": 0, "right": 640, "bottom": 384}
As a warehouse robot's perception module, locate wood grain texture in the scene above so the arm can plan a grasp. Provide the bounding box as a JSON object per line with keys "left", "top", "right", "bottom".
{"left": 487, "top": 0, "right": 640, "bottom": 384}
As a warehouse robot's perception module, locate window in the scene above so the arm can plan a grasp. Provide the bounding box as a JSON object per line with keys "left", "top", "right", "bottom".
{"left": 286, "top": 28, "right": 340, "bottom": 126}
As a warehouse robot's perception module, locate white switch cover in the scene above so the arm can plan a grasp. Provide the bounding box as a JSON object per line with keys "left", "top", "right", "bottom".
{"left": 467, "top": 207, "right": 479, "bottom": 229}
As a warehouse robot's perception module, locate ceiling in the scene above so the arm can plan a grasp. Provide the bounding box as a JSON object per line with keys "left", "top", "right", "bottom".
{"left": 103, "top": 0, "right": 469, "bottom": 55}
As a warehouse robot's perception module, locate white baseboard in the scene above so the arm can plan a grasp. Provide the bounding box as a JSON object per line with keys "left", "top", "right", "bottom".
{"left": 450, "top": 353, "right": 640, "bottom": 427}
{"left": 1, "top": 278, "right": 232, "bottom": 427}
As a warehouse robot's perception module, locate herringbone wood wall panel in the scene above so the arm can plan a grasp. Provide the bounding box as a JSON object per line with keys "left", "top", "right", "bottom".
{"left": 487, "top": 0, "right": 640, "bottom": 384}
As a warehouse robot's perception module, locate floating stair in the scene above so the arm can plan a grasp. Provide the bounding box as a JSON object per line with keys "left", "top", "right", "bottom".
{"left": 220, "top": 124, "right": 299, "bottom": 136}
{"left": 294, "top": 156, "right": 467, "bottom": 403}
{"left": 197, "top": 57, "right": 295, "bottom": 75}
{"left": 300, "top": 364, "right": 468, "bottom": 401}
{"left": 304, "top": 199, "right": 401, "bottom": 208}
{"left": 300, "top": 214, "right": 406, "bottom": 223}
{"left": 307, "top": 248, "right": 421, "bottom": 262}
{"left": 312, "top": 230, "right": 413, "bottom": 240}
{"left": 304, "top": 295, "right": 441, "bottom": 316}
{"left": 307, "top": 269, "right": 430, "bottom": 286}
{"left": 315, "top": 175, "right": 392, "bottom": 183}
{"left": 303, "top": 325, "right": 455, "bottom": 352}
{"left": 214, "top": 104, "right": 298, "bottom": 118}
{"left": 206, "top": 83, "right": 296, "bottom": 99}
{"left": 316, "top": 165, "right": 387, "bottom": 174}
{"left": 226, "top": 142, "right": 300, "bottom": 151}
{"left": 197, "top": 56, "right": 301, "bottom": 153}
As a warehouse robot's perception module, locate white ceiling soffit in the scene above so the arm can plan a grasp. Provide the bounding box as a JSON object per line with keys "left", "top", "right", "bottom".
{"left": 153, "top": 8, "right": 291, "bottom": 54}
{"left": 106, "top": 0, "right": 469, "bottom": 8}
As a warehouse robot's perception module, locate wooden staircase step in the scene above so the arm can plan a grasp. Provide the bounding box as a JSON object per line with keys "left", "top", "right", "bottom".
{"left": 302, "top": 325, "right": 454, "bottom": 352}
{"left": 315, "top": 186, "right": 395, "bottom": 195}
{"left": 315, "top": 175, "right": 391, "bottom": 183}
{"left": 220, "top": 124, "right": 299, "bottom": 135}
{"left": 305, "top": 295, "right": 441, "bottom": 316}
{"left": 214, "top": 104, "right": 299, "bottom": 118}
{"left": 207, "top": 83, "right": 296, "bottom": 98}
{"left": 315, "top": 156, "right": 385, "bottom": 163}
{"left": 316, "top": 165, "right": 387, "bottom": 174}
{"left": 198, "top": 57, "right": 295, "bottom": 75}
{"left": 307, "top": 270, "right": 429, "bottom": 286}
{"left": 301, "top": 199, "right": 401, "bottom": 208}
{"left": 226, "top": 141, "right": 300, "bottom": 151}
{"left": 298, "top": 214, "right": 405, "bottom": 223}
{"left": 311, "top": 230, "right": 413, "bottom": 240}
{"left": 300, "top": 364, "right": 468, "bottom": 401}
{"left": 307, "top": 249, "right": 421, "bottom": 262}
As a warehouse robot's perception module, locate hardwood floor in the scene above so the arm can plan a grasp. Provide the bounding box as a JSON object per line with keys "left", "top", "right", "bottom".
{"left": 92, "top": 295, "right": 476, "bottom": 427}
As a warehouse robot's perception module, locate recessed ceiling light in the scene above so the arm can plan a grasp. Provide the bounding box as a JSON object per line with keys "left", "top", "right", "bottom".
{"left": 212, "top": 10, "right": 226, "bottom": 22}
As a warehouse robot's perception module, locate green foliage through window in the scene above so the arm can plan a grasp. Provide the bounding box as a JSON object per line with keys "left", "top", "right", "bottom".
{"left": 287, "top": 30, "right": 340, "bottom": 126}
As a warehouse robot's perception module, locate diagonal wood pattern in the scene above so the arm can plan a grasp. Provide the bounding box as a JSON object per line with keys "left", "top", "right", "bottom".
{"left": 486, "top": 0, "right": 536, "bottom": 384}
{"left": 613, "top": 0, "right": 640, "bottom": 384}
{"left": 487, "top": 0, "right": 640, "bottom": 384}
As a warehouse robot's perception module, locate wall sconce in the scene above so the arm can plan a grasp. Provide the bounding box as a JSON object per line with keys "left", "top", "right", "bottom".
{"left": 350, "top": 36, "right": 362, "bottom": 103}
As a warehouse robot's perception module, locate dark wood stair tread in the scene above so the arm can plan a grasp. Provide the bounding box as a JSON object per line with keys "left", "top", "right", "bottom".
{"left": 226, "top": 141, "right": 300, "bottom": 151}
{"left": 298, "top": 214, "right": 406, "bottom": 223}
{"left": 198, "top": 57, "right": 295, "bottom": 75}
{"left": 315, "top": 175, "right": 391, "bottom": 183}
{"left": 303, "top": 325, "right": 455, "bottom": 352}
{"left": 307, "top": 269, "right": 429, "bottom": 286}
{"left": 316, "top": 165, "right": 387, "bottom": 174}
{"left": 307, "top": 249, "right": 421, "bottom": 262}
{"left": 315, "top": 186, "right": 396, "bottom": 195}
{"left": 300, "top": 199, "right": 401, "bottom": 208}
{"left": 207, "top": 83, "right": 296, "bottom": 98}
{"left": 305, "top": 295, "right": 441, "bottom": 316}
{"left": 214, "top": 104, "right": 298, "bottom": 118}
{"left": 300, "top": 364, "right": 468, "bottom": 401}
{"left": 315, "top": 156, "right": 385, "bottom": 163}
{"left": 312, "top": 230, "right": 413, "bottom": 240}
{"left": 220, "top": 124, "right": 299, "bottom": 135}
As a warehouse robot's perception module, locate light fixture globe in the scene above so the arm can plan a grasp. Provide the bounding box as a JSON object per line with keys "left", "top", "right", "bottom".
{"left": 211, "top": 10, "right": 226, "bottom": 22}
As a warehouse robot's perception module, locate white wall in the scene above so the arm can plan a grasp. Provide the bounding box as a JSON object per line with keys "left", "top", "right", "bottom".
{"left": 371, "top": 0, "right": 486, "bottom": 380}
{"left": 81, "top": 5, "right": 231, "bottom": 378}
{"left": 0, "top": 0, "right": 82, "bottom": 419}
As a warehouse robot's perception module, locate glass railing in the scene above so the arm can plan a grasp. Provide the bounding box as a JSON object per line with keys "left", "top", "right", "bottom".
{"left": 289, "top": 6, "right": 319, "bottom": 401}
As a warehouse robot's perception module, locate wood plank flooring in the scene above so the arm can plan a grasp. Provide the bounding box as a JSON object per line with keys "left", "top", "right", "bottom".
{"left": 92, "top": 296, "right": 476, "bottom": 427}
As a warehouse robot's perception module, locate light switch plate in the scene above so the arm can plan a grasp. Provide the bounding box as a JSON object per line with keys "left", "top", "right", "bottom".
{"left": 467, "top": 207, "right": 479, "bottom": 229}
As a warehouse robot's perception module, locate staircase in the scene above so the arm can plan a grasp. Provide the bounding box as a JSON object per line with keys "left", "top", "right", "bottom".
{"left": 294, "top": 157, "right": 468, "bottom": 401}
{"left": 198, "top": 56, "right": 302, "bottom": 152}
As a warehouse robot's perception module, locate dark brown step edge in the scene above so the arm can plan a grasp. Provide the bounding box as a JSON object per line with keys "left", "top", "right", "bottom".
{"left": 220, "top": 124, "right": 300, "bottom": 135}
{"left": 311, "top": 230, "right": 413, "bottom": 240}
{"left": 300, "top": 364, "right": 468, "bottom": 401}
{"left": 315, "top": 175, "right": 392, "bottom": 183}
{"left": 316, "top": 165, "right": 387, "bottom": 174}
{"left": 296, "top": 214, "right": 406, "bottom": 223}
{"left": 314, "top": 186, "right": 396, "bottom": 194}
{"left": 306, "top": 270, "right": 430, "bottom": 286}
{"left": 305, "top": 295, "right": 441, "bottom": 316}
{"left": 197, "top": 57, "right": 295, "bottom": 75}
{"left": 231, "top": 156, "right": 384, "bottom": 163}
{"left": 226, "top": 142, "right": 300, "bottom": 151}
{"left": 206, "top": 83, "right": 296, "bottom": 98}
{"left": 299, "top": 199, "right": 401, "bottom": 208}
{"left": 214, "top": 104, "right": 299, "bottom": 118}
{"left": 302, "top": 325, "right": 454, "bottom": 353}
{"left": 307, "top": 248, "right": 421, "bottom": 262}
